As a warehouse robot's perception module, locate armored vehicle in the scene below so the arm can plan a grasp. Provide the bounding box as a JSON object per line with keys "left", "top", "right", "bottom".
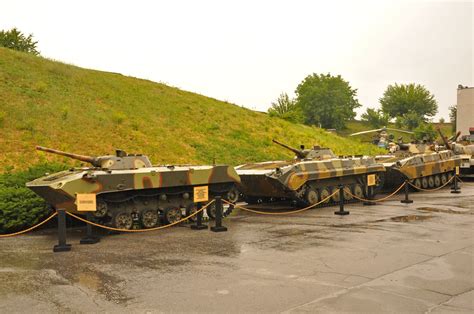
{"left": 27, "top": 146, "right": 241, "bottom": 229}
{"left": 437, "top": 128, "right": 474, "bottom": 178}
{"left": 375, "top": 142, "right": 462, "bottom": 190}
{"left": 235, "top": 140, "right": 386, "bottom": 207}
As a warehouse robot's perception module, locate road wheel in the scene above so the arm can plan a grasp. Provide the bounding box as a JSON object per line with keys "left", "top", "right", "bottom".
{"left": 226, "top": 187, "right": 240, "bottom": 203}
{"left": 163, "top": 207, "right": 182, "bottom": 224}
{"left": 343, "top": 186, "right": 353, "bottom": 201}
{"left": 304, "top": 187, "right": 319, "bottom": 206}
{"left": 411, "top": 178, "right": 422, "bottom": 191}
{"left": 331, "top": 187, "right": 340, "bottom": 203}
{"left": 206, "top": 202, "right": 217, "bottom": 219}
{"left": 113, "top": 211, "right": 133, "bottom": 230}
{"left": 421, "top": 177, "right": 429, "bottom": 189}
{"left": 319, "top": 188, "right": 331, "bottom": 204}
{"left": 440, "top": 173, "right": 448, "bottom": 185}
{"left": 428, "top": 176, "right": 435, "bottom": 188}
{"left": 353, "top": 184, "right": 364, "bottom": 199}
{"left": 433, "top": 175, "right": 441, "bottom": 187}
{"left": 185, "top": 203, "right": 197, "bottom": 222}
{"left": 141, "top": 209, "right": 159, "bottom": 228}
{"left": 93, "top": 200, "right": 108, "bottom": 218}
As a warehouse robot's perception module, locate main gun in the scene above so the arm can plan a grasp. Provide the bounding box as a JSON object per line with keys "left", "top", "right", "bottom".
{"left": 36, "top": 146, "right": 101, "bottom": 167}
{"left": 272, "top": 139, "right": 307, "bottom": 159}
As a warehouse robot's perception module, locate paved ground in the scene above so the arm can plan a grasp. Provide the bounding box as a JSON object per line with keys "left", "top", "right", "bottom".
{"left": 1, "top": 182, "right": 473, "bottom": 313}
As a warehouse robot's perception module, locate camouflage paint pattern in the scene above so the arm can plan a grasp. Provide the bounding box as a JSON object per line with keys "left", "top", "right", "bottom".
{"left": 26, "top": 148, "right": 240, "bottom": 213}
{"left": 236, "top": 141, "right": 385, "bottom": 201}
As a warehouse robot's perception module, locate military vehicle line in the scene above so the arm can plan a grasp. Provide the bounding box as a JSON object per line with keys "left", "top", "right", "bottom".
{"left": 24, "top": 131, "right": 466, "bottom": 230}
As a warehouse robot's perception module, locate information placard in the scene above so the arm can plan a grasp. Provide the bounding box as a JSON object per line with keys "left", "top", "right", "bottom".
{"left": 76, "top": 194, "right": 97, "bottom": 212}
{"left": 193, "top": 186, "right": 209, "bottom": 203}
{"left": 367, "top": 174, "right": 376, "bottom": 187}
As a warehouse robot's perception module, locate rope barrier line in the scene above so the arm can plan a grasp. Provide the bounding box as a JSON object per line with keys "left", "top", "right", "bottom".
{"left": 0, "top": 212, "right": 58, "bottom": 238}
{"left": 406, "top": 175, "right": 455, "bottom": 192}
{"left": 223, "top": 190, "right": 339, "bottom": 215}
{"left": 347, "top": 182, "right": 406, "bottom": 203}
{"left": 66, "top": 200, "right": 215, "bottom": 233}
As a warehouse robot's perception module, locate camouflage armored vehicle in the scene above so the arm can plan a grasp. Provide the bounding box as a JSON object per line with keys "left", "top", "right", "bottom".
{"left": 235, "top": 140, "right": 386, "bottom": 207}
{"left": 26, "top": 146, "right": 241, "bottom": 229}
{"left": 375, "top": 142, "right": 462, "bottom": 190}
{"left": 437, "top": 128, "right": 474, "bottom": 178}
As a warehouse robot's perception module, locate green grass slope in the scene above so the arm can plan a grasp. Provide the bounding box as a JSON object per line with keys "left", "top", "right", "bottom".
{"left": 0, "top": 48, "right": 382, "bottom": 171}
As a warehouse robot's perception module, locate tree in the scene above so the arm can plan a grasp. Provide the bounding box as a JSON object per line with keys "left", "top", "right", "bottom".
{"left": 449, "top": 105, "right": 457, "bottom": 132}
{"left": 268, "top": 93, "right": 302, "bottom": 123}
{"left": 361, "top": 108, "right": 390, "bottom": 128}
{"left": 0, "top": 28, "right": 39, "bottom": 55}
{"left": 380, "top": 83, "right": 437, "bottom": 122}
{"left": 395, "top": 111, "right": 423, "bottom": 130}
{"left": 438, "top": 117, "right": 445, "bottom": 124}
{"left": 413, "top": 122, "right": 436, "bottom": 142}
{"left": 295, "top": 73, "right": 360, "bottom": 129}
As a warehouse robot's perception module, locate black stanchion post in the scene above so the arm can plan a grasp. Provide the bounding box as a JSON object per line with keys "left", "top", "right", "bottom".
{"left": 80, "top": 212, "right": 100, "bottom": 244}
{"left": 53, "top": 209, "right": 71, "bottom": 252}
{"left": 451, "top": 173, "right": 461, "bottom": 194}
{"left": 363, "top": 186, "right": 376, "bottom": 206}
{"left": 400, "top": 180, "right": 413, "bottom": 203}
{"left": 191, "top": 202, "right": 207, "bottom": 230}
{"left": 211, "top": 196, "right": 227, "bottom": 232}
{"left": 334, "top": 184, "right": 349, "bottom": 216}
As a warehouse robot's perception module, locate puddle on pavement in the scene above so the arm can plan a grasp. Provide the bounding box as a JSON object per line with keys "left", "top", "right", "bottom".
{"left": 376, "top": 215, "right": 433, "bottom": 223}
{"left": 72, "top": 268, "right": 131, "bottom": 304}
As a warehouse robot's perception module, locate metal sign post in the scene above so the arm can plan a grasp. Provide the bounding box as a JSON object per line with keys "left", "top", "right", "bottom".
{"left": 53, "top": 209, "right": 71, "bottom": 252}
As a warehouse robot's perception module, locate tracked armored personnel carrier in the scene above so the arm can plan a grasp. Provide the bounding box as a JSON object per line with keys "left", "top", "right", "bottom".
{"left": 375, "top": 142, "right": 462, "bottom": 190}
{"left": 437, "top": 128, "right": 474, "bottom": 178}
{"left": 235, "top": 140, "right": 386, "bottom": 207}
{"left": 27, "top": 146, "right": 241, "bottom": 229}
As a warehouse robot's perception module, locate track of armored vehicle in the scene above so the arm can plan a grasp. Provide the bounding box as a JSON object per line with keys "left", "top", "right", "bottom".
{"left": 235, "top": 140, "right": 386, "bottom": 207}
{"left": 26, "top": 147, "right": 241, "bottom": 229}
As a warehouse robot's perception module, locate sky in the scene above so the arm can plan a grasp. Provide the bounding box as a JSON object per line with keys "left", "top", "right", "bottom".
{"left": 1, "top": 0, "right": 472, "bottom": 120}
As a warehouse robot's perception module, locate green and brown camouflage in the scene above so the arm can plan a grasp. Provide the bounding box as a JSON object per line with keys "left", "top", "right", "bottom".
{"left": 235, "top": 140, "right": 386, "bottom": 206}
{"left": 437, "top": 128, "right": 474, "bottom": 177}
{"left": 26, "top": 147, "right": 240, "bottom": 229}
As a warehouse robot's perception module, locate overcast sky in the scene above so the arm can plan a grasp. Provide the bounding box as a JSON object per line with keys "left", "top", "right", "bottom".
{"left": 1, "top": 0, "right": 472, "bottom": 119}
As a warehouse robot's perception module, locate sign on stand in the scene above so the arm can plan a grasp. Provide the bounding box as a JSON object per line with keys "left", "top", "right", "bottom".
{"left": 193, "top": 186, "right": 209, "bottom": 203}
{"left": 367, "top": 174, "right": 376, "bottom": 187}
{"left": 76, "top": 194, "right": 97, "bottom": 211}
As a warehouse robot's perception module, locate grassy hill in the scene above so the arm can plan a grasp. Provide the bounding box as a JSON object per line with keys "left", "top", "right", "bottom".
{"left": 0, "top": 48, "right": 383, "bottom": 171}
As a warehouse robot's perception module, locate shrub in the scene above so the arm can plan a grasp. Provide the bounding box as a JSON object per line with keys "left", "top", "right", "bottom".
{"left": 0, "top": 163, "right": 67, "bottom": 234}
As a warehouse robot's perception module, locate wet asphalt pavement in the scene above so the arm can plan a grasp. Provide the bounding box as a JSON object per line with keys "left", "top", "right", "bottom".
{"left": 1, "top": 182, "right": 473, "bottom": 313}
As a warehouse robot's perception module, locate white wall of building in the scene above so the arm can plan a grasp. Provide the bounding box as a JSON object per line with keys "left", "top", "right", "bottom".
{"left": 456, "top": 86, "right": 474, "bottom": 136}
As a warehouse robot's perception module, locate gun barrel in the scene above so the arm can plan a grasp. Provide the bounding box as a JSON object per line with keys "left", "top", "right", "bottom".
{"left": 436, "top": 128, "right": 452, "bottom": 150}
{"left": 36, "top": 146, "right": 96, "bottom": 164}
{"left": 272, "top": 139, "right": 306, "bottom": 159}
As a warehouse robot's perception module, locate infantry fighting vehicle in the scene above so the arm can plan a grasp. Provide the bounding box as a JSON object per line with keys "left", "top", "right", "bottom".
{"left": 235, "top": 140, "right": 386, "bottom": 207}
{"left": 437, "top": 128, "right": 474, "bottom": 178}
{"left": 351, "top": 127, "right": 462, "bottom": 189}
{"left": 26, "top": 146, "right": 241, "bottom": 229}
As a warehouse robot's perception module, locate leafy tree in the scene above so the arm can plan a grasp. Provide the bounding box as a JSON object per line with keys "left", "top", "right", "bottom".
{"left": 438, "top": 117, "right": 445, "bottom": 124}
{"left": 380, "top": 83, "right": 437, "bottom": 122}
{"left": 449, "top": 105, "right": 457, "bottom": 132}
{"left": 268, "top": 93, "right": 302, "bottom": 123}
{"left": 413, "top": 122, "right": 436, "bottom": 141}
{"left": 295, "top": 73, "right": 360, "bottom": 129}
{"left": 361, "top": 108, "right": 390, "bottom": 128}
{"left": 395, "top": 111, "right": 423, "bottom": 130}
{"left": 0, "top": 28, "right": 39, "bottom": 55}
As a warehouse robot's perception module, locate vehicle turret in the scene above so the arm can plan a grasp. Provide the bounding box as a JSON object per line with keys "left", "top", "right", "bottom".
{"left": 272, "top": 139, "right": 335, "bottom": 160}
{"left": 36, "top": 146, "right": 152, "bottom": 170}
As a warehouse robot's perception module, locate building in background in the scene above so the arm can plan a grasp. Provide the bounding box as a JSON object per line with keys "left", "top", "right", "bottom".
{"left": 456, "top": 85, "right": 474, "bottom": 140}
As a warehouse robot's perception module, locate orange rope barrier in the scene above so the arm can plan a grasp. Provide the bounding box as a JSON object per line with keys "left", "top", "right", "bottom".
{"left": 0, "top": 212, "right": 58, "bottom": 238}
